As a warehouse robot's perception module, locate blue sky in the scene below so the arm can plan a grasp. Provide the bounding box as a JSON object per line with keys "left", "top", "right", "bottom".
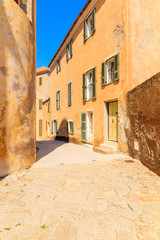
{"left": 36, "top": 0, "right": 88, "bottom": 69}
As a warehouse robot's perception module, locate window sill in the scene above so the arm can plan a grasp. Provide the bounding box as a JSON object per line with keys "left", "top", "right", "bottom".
{"left": 102, "top": 79, "right": 119, "bottom": 87}
{"left": 83, "top": 97, "right": 96, "bottom": 102}
{"left": 84, "top": 30, "right": 96, "bottom": 42}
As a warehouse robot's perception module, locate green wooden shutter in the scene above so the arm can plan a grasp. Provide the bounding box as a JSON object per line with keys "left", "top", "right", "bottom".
{"left": 83, "top": 73, "right": 87, "bottom": 101}
{"left": 52, "top": 120, "right": 54, "bottom": 134}
{"left": 59, "top": 91, "right": 60, "bottom": 109}
{"left": 81, "top": 113, "right": 86, "bottom": 142}
{"left": 92, "top": 8, "right": 96, "bottom": 32}
{"left": 71, "top": 121, "right": 74, "bottom": 134}
{"left": 114, "top": 54, "right": 119, "bottom": 81}
{"left": 92, "top": 67, "right": 96, "bottom": 98}
{"left": 66, "top": 45, "right": 68, "bottom": 61}
{"left": 56, "top": 92, "right": 58, "bottom": 109}
{"left": 68, "top": 82, "right": 72, "bottom": 106}
{"left": 66, "top": 121, "right": 68, "bottom": 134}
{"left": 56, "top": 61, "right": 58, "bottom": 73}
{"left": 70, "top": 40, "right": 73, "bottom": 57}
{"left": 56, "top": 120, "right": 58, "bottom": 133}
{"left": 101, "top": 62, "right": 107, "bottom": 85}
{"left": 84, "top": 21, "right": 87, "bottom": 41}
{"left": 59, "top": 57, "right": 61, "bottom": 71}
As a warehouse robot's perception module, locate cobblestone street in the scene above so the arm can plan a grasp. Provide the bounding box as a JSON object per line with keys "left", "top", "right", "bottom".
{"left": 0, "top": 141, "right": 160, "bottom": 240}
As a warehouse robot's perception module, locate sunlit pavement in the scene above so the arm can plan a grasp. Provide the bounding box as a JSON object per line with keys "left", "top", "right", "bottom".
{"left": 0, "top": 141, "right": 160, "bottom": 240}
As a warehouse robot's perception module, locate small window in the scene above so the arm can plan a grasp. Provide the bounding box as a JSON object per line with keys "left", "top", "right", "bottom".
{"left": 56, "top": 57, "right": 61, "bottom": 73}
{"left": 52, "top": 120, "right": 58, "bottom": 134}
{"left": 48, "top": 103, "right": 50, "bottom": 113}
{"left": 101, "top": 54, "right": 119, "bottom": 85}
{"left": 66, "top": 40, "right": 72, "bottom": 61}
{"left": 68, "top": 82, "right": 72, "bottom": 106}
{"left": 39, "top": 77, "right": 42, "bottom": 86}
{"left": 68, "top": 120, "right": 74, "bottom": 135}
{"left": 84, "top": 9, "right": 96, "bottom": 41}
{"left": 56, "top": 90, "right": 60, "bottom": 110}
{"left": 83, "top": 68, "right": 96, "bottom": 101}
{"left": 39, "top": 119, "right": 42, "bottom": 136}
{"left": 39, "top": 99, "right": 42, "bottom": 109}
{"left": 46, "top": 121, "right": 47, "bottom": 131}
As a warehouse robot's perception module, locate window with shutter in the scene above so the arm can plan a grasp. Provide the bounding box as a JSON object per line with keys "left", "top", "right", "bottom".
{"left": 83, "top": 67, "right": 96, "bottom": 101}
{"left": 81, "top": 113, "right": 86, "bottom": 142}
{"left": 68, "top": 82, "right": 72, "bottom": 106}
{"left": 66, "top": 40, "right": 73, "bottom": 61}
{"left": 68, "top": 120, "right": 74, "bottom": 134}
{"left": 56, "top": 57, "right": 61, "bottom": 73}
{"left": 39, "top": 77, "right": 42, "bottom": 86}
{"left": 102, "top": 54, "right": 119, "bottom": 85}
{"left": 39, "top": 99, "right": 42, "bottom": 109}
{"left": 114, "top": 54, "right": 119, "bottom": 81}
{"left": 39, "top": 119, "right": 42, "bottom": 136}
{"left": 84, "top": 8, "right": 96, "bottom": 41}
{"left": 83, "top": 73, "right": 87, "bottom": 101}
{"left": 56, "top": 90, "right": 60, "bottom": 110}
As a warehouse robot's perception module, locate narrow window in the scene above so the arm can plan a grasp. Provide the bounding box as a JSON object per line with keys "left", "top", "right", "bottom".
{"left": 101, "top": 54, "right": 119, "bottom": 85}
{"left": 48, "top": 103, "right": 50, "bottom": 113}
{"left": 56, "top": 90, "right": 60, "bottom": 110}
{"left": 68, "top": 82, "right": 72, "bottom": 106}
{"left": 53, "top": 120, "right": 58, "bottom": 133}
{"left": 39, "top": 99, "right": 42, "bottom": 109}
{"left": 56, "top": 57, "right": 61, "bottom": 73}
{"left": 39, "top": 119, "right": 42, "bottom": 136}
{"left": 84, "top": 9, "right": 96, "bottom": 41}
{"left": 39, "top": 77, "right": 42, "bottom": 86}
{"left": 66, "top": 39, "right": 73, "bottom": 61}
{"left": 83, "top": 68, "right": 96, "bottom": 101}
{"left": 68, "top": 120, "right": 74, "bottom": 134}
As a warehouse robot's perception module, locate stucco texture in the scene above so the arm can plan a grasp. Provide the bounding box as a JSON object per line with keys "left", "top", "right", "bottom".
{"left": 127, "top": 72, "right": 160, "bottom": 176}
{"left": 0, "top": 0, "right": 36, "bottom": 177}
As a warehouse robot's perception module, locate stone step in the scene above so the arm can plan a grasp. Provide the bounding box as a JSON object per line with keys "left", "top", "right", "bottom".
{"left": 93, "top": 145, "right": 120, "bottom": 155}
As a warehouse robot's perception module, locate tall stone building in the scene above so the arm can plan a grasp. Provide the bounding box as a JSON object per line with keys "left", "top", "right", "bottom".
{"left": 0, "top": 0, "right": 36, "bottom": 177}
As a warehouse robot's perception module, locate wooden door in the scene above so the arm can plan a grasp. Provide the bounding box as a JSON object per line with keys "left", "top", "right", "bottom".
{"left": 109, "top": 102, "right": 118, "bottom": 141}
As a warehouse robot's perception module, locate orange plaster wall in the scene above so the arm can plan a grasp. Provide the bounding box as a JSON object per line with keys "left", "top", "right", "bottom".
{"left": 50, "top": 0, "right": 126, "bottom": 147}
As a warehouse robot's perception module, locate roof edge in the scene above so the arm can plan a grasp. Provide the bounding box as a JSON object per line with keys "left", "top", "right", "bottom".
{"left": 48, "top": 0, "right": 91, "bottom": 68}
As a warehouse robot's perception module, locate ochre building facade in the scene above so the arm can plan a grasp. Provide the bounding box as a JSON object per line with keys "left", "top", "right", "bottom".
{"left": 49, "top": 0, "right": 160, "bottom": 152}
{"left": 36, "top": 67, "right": 50, "bottom": 141}
{"left": 0, "top": 0, "right": 36, "bottom": 177}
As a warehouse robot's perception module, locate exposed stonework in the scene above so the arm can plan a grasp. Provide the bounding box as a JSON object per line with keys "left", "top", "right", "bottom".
{"left": 118, "top": 100, "right": 128, "bottom": 153}
{"left": 0, "top": 0, "right": 36, "bottom": 177}
{"left": 127, "top": 72, "right": 160, "bottom": 175}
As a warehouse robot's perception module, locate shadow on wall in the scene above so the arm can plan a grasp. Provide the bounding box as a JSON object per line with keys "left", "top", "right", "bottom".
{"left": 55, "top": 118, "right": 69, "bottom": 142}
{"left": 0, "top": 0, "right": 36, "bottom": 177}
{"left": 126, "top": 72, "right": 160, "bottom": 176}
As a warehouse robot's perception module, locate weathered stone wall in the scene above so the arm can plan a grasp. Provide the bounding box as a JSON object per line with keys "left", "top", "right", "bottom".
{"left": 0, "top": 0, "right": 36, "bottom": 177}
{"left": 127, "top": 72, "right": 160, "bottom": 175}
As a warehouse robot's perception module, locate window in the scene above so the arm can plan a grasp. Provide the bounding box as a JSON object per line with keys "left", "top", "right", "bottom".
{"left": 84, "top": 9, "right": 96, "bottom": 41}
{"left": 52, "top": 120, "right": 58, "bottom": 134}
{"left": 66, "top": 40, "right": 72, "bottom": 61}
{"left": 39, "top": 99, "right": 42, "bottom": 109}
{"left": 68, "top": 120, "right": 74, "bottom": 134}
{"left": 56, "top": 57, "right": 61, "bottom": 73}
{"left": 83, "top": 68, "right": 96, "bottom": 101}
{"left": 68, "top": 82, "right": 72, "bottom": 106}
{"left": 46, "top": 121, "right": 47, "bottom": 131}
{"left": 39, "top": 119, "right": 42, "bottom": 136}
{"left": 39, "top": 77, "right": 42, "bottom": 86}
{"left": 48, "top": 103, "right": 50, "bottom": 113}
{"left": 56, "top": 90, "right": 60, "bottom": 110}
{"left": 102, "top": 54, "right": 119, "bottom": 85}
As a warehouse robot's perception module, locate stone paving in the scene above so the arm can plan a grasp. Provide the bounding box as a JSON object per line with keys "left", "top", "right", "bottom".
{"left": 0, "top": 141, "right": 160, "bottom": 239}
